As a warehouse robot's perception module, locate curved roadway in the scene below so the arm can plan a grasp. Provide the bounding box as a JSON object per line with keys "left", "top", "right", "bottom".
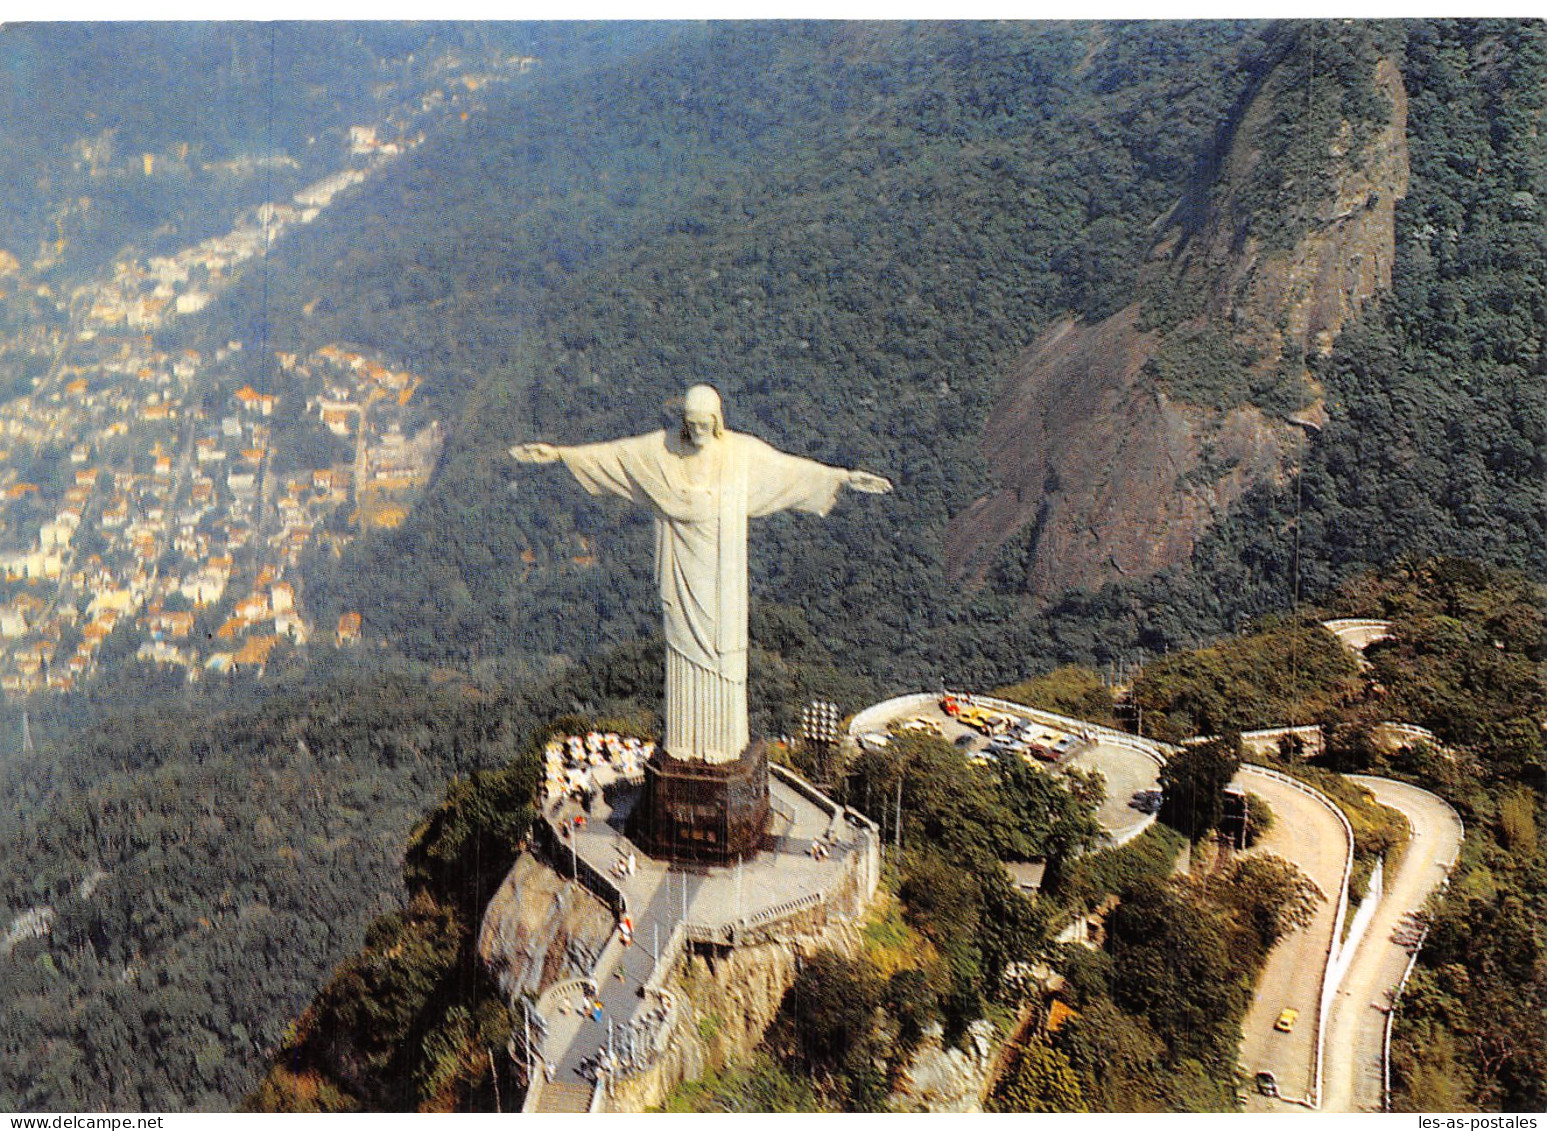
{"left": 847, "top": 689, "right": 1462, "bottom": 1115}
{"left": 1233, "top": 766, "right": 1350, "bottom": 1111}
{"left": 848, "top": 694, "right": 1160, "bottom": 844}
{"left": 1320, "top": 777, "right": 1463, "bottom": 1112}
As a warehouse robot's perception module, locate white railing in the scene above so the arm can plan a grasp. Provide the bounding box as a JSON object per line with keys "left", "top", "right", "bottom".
{"left": 847, "top": 691, "right": 1175, "bottom": 763}
{"left": 847, "top": 691, "right": 937, "bottom": 736}
{"left": 769, "top": 761, "right": 842, "bottom": 817}
{"left": 972, "top": 693, "right": 1176, "bottom": 764}
{"left": 1236, "top": 724, "right": 1325, "bottom": 756}
{"left": 519, "top": 1054, "right": 544, "bottom": 1113}
{"left": 744, "top": 889, "right": 825, "bottom": 929}
{"left": 1374, "top": 721, "right": 1443, "bottom": 751}
{"left": 536, "top": 975, "right": 594, "bottom": 1021}
{"left": 1321, "top": 618, "right": 1393, "bottom": 650}
{"left": 1327, "top": 858, "right": 1383, "bottom": 992}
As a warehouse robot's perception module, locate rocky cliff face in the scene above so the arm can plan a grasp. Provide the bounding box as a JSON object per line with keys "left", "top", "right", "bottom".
{"left": 477, "top": 851, "right": 615, "bottom": 1003}
{"left": 947, "top": 44, "right": 1409, "bottom": 597}
{"left": 886, "top": 1019, "right": 1000, "bottom": 1112}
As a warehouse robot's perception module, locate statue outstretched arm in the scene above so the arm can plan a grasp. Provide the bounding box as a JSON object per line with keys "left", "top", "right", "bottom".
{"left": 514, "top": 432, "right": 666, "bottom": 508}
{"left": 510, "top": 442, "right": 563, "bottom": 464}
{"left": 845, "top": 469, "right": 892, "bottom": 494}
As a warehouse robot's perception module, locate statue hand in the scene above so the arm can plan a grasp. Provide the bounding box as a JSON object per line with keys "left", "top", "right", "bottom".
{"left": 511, "top": 442, "right": 562, "bottom": 464}
{"left": 846, "top": 470, "right": 892, "bottom": 494}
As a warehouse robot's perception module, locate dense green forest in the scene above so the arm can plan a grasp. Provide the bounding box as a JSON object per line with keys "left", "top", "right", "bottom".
{"left": 230, "top": 19, "right": 1268, "bottom": 681}
{"left": 0, "top": 24, "right": 648, "bottom": 278}
{"left": 1, "top": 18, "right": 1542, "bottom": 1113}
{"left": 186, "top": 18, "right": 1544, "bottom": 699}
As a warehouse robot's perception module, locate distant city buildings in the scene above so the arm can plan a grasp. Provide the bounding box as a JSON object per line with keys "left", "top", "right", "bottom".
{"left": 0, "top": 49, "right": 520, "bottom": 697}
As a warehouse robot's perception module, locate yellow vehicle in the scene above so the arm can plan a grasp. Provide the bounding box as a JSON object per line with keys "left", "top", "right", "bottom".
{"left": 1274, "top": 1008, "right": 1299, "bottom": 1033}
{"left": 956, "top": 705, "right": 1012, "bottom": 736}
{"left": 955, "top": 704, "right": 990, "bottom": 730}
{"left": 897, "top": 716, "right": 944, "bottom": 737}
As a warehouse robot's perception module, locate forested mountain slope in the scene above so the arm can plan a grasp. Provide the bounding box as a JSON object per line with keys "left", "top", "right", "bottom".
{"left": 204, "top": 19, "right": 1543, "bottom": 695}
{"left": 225, "top": 20, "right": 1268, "bottom": 680}
{"left": 950, "top": 26, "right": 1410, "bottom": 595}
{"left": 0, "top": 19, "right": 1541, "bottom": 1113}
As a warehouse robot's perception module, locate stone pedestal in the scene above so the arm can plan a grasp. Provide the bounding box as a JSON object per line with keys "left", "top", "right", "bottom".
{"left": 631, "top": 741, "right": 771, "bottom": 865}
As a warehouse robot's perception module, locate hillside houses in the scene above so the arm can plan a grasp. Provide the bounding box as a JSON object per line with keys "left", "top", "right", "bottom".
{"left": 0, "top": 53, "right": 521, "bottom": 699}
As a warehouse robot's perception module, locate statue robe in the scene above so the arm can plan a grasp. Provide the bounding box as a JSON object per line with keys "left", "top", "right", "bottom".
{"left": 559, "top": 429, "right": 847, "bottom": 763}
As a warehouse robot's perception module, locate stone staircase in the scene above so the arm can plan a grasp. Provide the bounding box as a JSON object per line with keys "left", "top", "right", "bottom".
{"left": 534, "top": 1080, "right": 594, "bottom": 1113}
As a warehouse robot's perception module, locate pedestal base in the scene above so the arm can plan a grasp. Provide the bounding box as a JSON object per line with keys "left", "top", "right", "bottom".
{"left": 631, "top": 741, "right": 771, "bottom": 865}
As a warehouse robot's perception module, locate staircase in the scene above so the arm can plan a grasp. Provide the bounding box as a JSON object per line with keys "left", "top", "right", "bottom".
{"left": 534, "top": 1081, "right": 594, "bottom": 1113}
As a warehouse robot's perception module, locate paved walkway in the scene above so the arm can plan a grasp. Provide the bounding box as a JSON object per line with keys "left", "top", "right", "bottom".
{"left": 538, "top": 775, "right": 862, "bottom": 1093}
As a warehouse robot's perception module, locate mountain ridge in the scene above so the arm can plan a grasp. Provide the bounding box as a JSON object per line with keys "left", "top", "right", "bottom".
{"left": 948, "top": 29, "right": 1410, "bottom": 597}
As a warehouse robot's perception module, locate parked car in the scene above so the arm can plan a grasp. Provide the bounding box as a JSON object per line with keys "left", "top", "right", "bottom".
{"left": 1255, "top": 1071, "right": 1279, "bottom": 1097}
{"left": 1274, "top": 1008, "right": 1299, "bottom": 1033}
{"left": 1129, "top": 789, "right": 1163, "bottom": 814}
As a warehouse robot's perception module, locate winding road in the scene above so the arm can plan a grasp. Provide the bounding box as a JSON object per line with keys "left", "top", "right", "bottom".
{"left": 1319, "top": 777, "right": 1463, "bottom": 1112}
{"left": 846, "top": 657, "right": 1463, "bottom": 1115}
{"left": 1234, "top": 766, "right": 1350, "bottom": 1111}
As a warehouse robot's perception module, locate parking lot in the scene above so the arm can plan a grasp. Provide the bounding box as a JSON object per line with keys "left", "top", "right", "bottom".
{"left": 849, "top": 693, "right": 1161, "bottom": 844}
{"left": 1066, "top": 739, "right": 1162, "bottom": 840}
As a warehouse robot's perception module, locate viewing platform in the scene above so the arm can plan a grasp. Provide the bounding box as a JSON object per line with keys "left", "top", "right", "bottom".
{"left": 503, "top": 753, "right": 879, "bottom": 1112}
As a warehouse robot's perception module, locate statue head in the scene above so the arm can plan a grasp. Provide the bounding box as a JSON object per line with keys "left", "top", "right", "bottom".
{"left": 681, "top": 384, "right": 724, "bottom": 450}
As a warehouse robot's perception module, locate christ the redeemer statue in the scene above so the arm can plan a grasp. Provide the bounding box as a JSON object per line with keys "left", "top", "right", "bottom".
{"left": 512, "top": 384, "right": 890, "bottom": 766}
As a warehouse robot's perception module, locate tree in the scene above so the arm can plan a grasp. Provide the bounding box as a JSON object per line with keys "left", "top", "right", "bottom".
{"left": 994, "top": 665, "right": 1116, "bottom": 726}
{"left": 998, "top": 756, "right": 1104, "bottom": 865}
{"left": 1105, "top": 877, "right": 1249, "bottom": 1073}
{"left": 1055, "top": 997, "right": 1167, "bottom": 1112}
{"left": 768, "top": 950, "right": 884, "bottom": 1108}
{"left": 1242, "top": 792, "right": 1275, "bottom": 847}
{"left": 1158, "top": 735, "right": 1241, "bottom": 840}
{"left": 1208, "top": 853, "right": 1324, "bottom": 950}
{"left": 846, "top": 732, "right": 1032, "bottom": 860}
{"left": 990, "top": 1037, "right": 1086, "bottom": 1112}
